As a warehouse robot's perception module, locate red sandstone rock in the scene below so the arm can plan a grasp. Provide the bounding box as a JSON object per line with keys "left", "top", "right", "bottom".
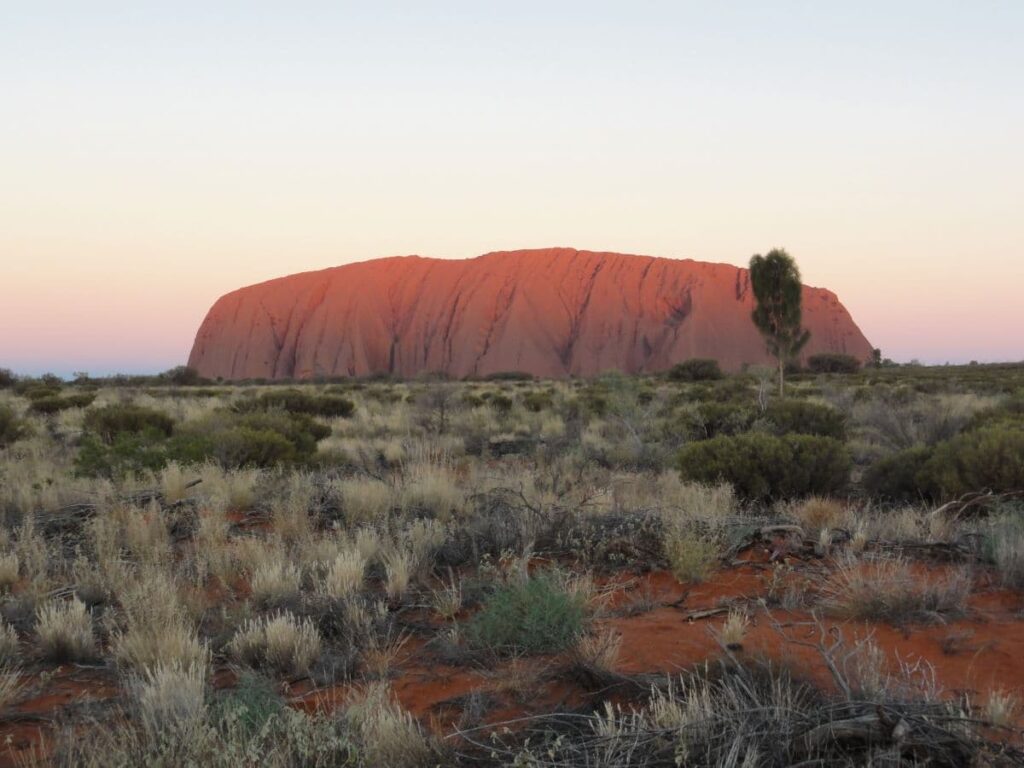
{"left": 187, "top": 248, "right": 873, "bottom": 379}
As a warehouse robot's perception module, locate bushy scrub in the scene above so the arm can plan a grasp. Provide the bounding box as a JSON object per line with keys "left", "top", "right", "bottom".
{"left": 678, "top": 433, "right": 850, "bottom": 502}
{"left": 76, "top": 408, "right": 330, "bottom": 477}
{"left": 764, "top": 399, "right": 846, "bottom": 439}
{"left": 75, "top": 431, "right": 171, "bottom": 479}
{"left": 466, "top": 574, "right": 586, "bottom": 654}
{"left": 521, "top": 390, "right": 554, "bottom": 412}
{"left": 864, "top": 424, "right": 1024, "bottom": 502}
{"left": 668, "top": 358, "right": 724, "bottom": 382}
{"left": 0, "top": 404, "right": 29, "bottom": 448}
{"left": 169, "top": 410, "right": 330, "bottom": 468}
{"left": 861, "top": 446, "right": 933, "bottom": 502}
{"left": 84, "top": 404, "right": 175, "bottom": 443}
{"left": 918, "top": 424, "right": 1024, "bottom": 499}
{"left": 241, "top": 389, "right": 355, "bottom": 418}
{"left": 29, "top": 392, "right": 95, "bottom": 414}
{"left": 682, "top": 402, "right": 756, "bottom": 440}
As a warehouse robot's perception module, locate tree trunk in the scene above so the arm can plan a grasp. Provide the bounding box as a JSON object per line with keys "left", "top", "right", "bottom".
{"left": 778, "top": 356, "right": 785, "bottom": 398}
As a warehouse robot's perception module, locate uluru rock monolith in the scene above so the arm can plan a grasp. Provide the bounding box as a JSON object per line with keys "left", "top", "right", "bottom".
{"left": 188, "top": 248, "right": 873, "bottom": 379}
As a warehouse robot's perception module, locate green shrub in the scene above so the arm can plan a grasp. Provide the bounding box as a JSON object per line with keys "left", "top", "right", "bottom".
{"left": 522, "top": 391, "right": 554, "bottom": 412}
{"left": 807, "top": 353, "right": 862, "bottom": 374}
{"left": 243, "top": 389, "right": 355, "bottom": 418}
{"left": 678, "top": 433, "right": 850, "bottom": 502}
{"left": 83, "top": 404, "right": 175, "bottom": 444}
{"left": 765, "top": 399, "right": 846, "bottom": 439}
{"left": 0, "top": 369, "right": 14, "bottom": 389}
{"left": 74, "top": 430, "right": 170, "bottom": 479}
{"left": 466, "top": 575, "right": 586, "bottom": 654}
{"left": 862, "top": 446, "right": 933, "bottom": 502}
{"left": 682, "top": 402, "right": 755, "bottom": 440}
{"left": 168, "top": 410, "right": 330, "bottom": 468}
{"left": 21, "top": 384, "right": 61, "bottom": 400}
{"left": 209, "top": 672, "right": 283, "bottom": 738}
{"left": 0, "top": 405, "right": 29, "bottom": 448}
{"left": 918, "top": 425, "right": 1024, "bottom": 499}
{"left": 487, "top": 393, "right": 514, "bottom": 414}
{"left": 75, "top": 408, "right": 329, "bottom": 476}
{"left": 29, "top": 392, "right": 95, "bottom": 414}
{"left": 668, "top": 358, "right": 724, "bottom": 382}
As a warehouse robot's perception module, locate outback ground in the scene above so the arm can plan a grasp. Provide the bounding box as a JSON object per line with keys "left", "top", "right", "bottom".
{"left": 0, "top": 359, "right": 1022, "bottom": 766}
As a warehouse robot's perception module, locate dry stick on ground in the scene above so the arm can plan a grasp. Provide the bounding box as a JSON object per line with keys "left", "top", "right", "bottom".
{"left": 930, "top": 490, "right": 1024, "bottom": 523}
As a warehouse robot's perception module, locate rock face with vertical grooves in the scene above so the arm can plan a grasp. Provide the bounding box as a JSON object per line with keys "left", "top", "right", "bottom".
{"left": 187, "top": 248, "right": 873, "bottom": 379}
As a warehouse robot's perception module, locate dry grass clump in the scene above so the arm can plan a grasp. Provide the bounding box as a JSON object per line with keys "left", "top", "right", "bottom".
{"left": 0, "top": 553, "right": 19, "bottom": 592}
{"left": 228, "top": 613, "right": 321, "bottom": 676}
{"left": 322, "top": 548, "right": 367, "bottom": 599}
{"left": 250, "top": 559, "right": 302, "bottom": 607}
{"left": 399, "top": 461, "right": 464, "bottom": 520}
{"left": 714, "top": 608, "right": 750, "bottom": 650}
{"left": 113, "top": 570, "right": 208, "bottom": 673}
{"left": 346, "top": 682, "right": 435, "bottom": 768}
{"left": 983, "top": 689, "right": 1018, "bottom": 728}
{"left": 0, "top": 667, "right": 22, "bottom": 710}
{"left": 159, "top": 461, "right": 193, "bottom": 504}
{"left": 572, "top": 627, "right": 622, "bottom": 672}
{"left": 130, "top": 663, "right": 207, "bottom": 745}
{"left": 655, "top": 474, "right": 736, "bottom": 522}
{"left": 664, "top": 531, "right": 718, "bottom": 584}
{"left": 988, "top": 513, "right": 1024, "bottom": 588}
{"left": 335, "top": 477, "right": 394, "bottom": 526}
{"left": 0, "top": 620, "right": 19, "bottom": 664}
{"left": 382, "top": 549, "right": 414, "bottom": 602}
{"left": 824, "top": 554, "right": 972, "bottom": 623}
{"left": 792, "top": 496, "right": 846, "bottom": 531}
{"left": 430, "top": 572, "right": 463, "bottom": 620}
{"left": 36, "top": 598, "right": 95, "bottom": 661}
{"left": 199, "top": 463, "right": 260, "bottom": 512}
{"left": 271, "top": 472, "right": 316, "bottom": 544}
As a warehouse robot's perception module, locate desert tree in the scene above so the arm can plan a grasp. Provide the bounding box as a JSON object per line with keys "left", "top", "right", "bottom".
{"left": 749, "top": 248, "right": 810, "bottom": 396}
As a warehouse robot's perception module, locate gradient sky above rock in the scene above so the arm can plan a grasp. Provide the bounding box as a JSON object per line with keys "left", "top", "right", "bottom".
{"left": 2, "top": 2, "right": 1022, "bottom": 376}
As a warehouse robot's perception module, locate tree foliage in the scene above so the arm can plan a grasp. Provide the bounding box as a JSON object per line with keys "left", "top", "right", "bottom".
{"left": 749, "top": 249, "right": 810, "bottom": 395}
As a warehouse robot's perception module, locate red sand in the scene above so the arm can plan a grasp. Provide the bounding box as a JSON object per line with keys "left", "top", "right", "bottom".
{"left": 4, "top": 557, "right": 1022, "bottom": 765}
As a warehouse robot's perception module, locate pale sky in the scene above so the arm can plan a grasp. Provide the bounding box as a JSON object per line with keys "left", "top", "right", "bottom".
{"left": 2, "top": 2, "right": 1022, "bottom": 376}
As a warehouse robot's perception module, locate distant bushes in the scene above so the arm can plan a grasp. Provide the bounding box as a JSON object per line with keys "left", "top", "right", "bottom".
{"left": 28, "top": 392, "right": 95, "bottom": 414}
{"left": 483, "top": 371, "right": 534, "bottom": 381}
{"left": 681, "top": 399, "right": 845, "bottom": 441}
{"left": 668, "top": 359, "right": 724, "bottom": 382}
{"left": 764, "top": 399, "right": 846, "bottom": 440}
{"left": 521, "top": 390, "right": 554, "bottom": 412}
{"left": 158, "top": 365, "right": 209, "bottom": 386}
{"left": 0, "top": 369, "right": 14, "bottom": 389}
{"left": 238, "top": 389, "right": 355, "bottom": 418}
{"left": 807, "top": 353, "right": 862, "bottom": 374}
{"left": 84, "top": 404, "right": 175, "bottom": 443}
{"left": 75, "top": 404, "right": 331, "bottom": 478}
{"left": 169, "top": 410, "right": 330, "bottom": 468}
{"left": 678, "top": 433, "right": 850, "bottom": 502}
